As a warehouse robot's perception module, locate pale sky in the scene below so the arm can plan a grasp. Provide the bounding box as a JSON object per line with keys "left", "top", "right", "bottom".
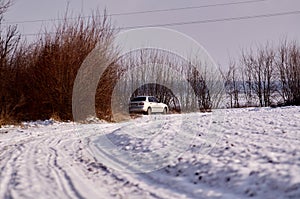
{"left": 3, "top": 0, "right": 300, "bottom": 67}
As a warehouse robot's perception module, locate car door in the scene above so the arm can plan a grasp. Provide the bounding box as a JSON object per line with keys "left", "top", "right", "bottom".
{"left": 151, "top": 97, "right": 162, "bottom": 113}
{"left": 156, "top": 97, "right": 166, "bottom": 112}
{"left": 147, "top": 97, "right": 155, "bottom": 112}
{"left": 147, "top": 97, "right": 153, "bottom": 112}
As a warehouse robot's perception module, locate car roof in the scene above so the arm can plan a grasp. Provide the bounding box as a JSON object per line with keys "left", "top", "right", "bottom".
{"left": 134, "top": 96, "right": 153, "bottom": 98}
{"left": 130, "top": 96, "right": 156, "bottom": 101}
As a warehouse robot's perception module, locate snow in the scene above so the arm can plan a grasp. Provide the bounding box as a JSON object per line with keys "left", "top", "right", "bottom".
{"left": 0, "top": 106, "right": 299, "bottom": 198}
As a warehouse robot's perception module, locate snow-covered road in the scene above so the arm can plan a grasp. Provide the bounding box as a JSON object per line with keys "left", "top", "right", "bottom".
{"left": 0, "top": 107, "right": 299, "bottom": 199}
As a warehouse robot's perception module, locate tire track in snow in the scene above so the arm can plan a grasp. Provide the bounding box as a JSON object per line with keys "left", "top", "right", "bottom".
{"left": 1, "top": 124, "right": 158, "bottom": 198}
{"left": 0, "top": 127, "right": 84, "bottom": 199}
{"left": 48, "top": 147, "right": 84, "bottom": 199}
{"left": 0, "top": 143, "right": 24, "bottom": 199}
{"left": 70, "top": 133, "right": 162, "bottom": 198}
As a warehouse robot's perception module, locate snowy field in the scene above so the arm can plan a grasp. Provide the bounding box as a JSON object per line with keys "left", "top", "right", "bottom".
{"left": 0, "top": 106, "right": 299, "bottom": 199}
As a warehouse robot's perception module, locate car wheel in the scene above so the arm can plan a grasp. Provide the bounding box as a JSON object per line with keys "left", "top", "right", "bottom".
{"left": 147, "top": 107, "right": 152, "bottom": 115}
{"left": 163, "top": 107, "right": 167, "bottom": 114}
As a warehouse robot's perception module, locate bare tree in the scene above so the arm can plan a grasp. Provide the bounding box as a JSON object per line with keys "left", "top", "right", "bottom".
{"left": 0, "top": 0, "right": 22, "bottom": 124}
{"left": 241, "top": 44, "right": 276, "bottom": 107}
{"left": 0, "top": 0, "right": 10, "bottom": 17}
{"left": 220, "top": 61, "right": 240, "bottom": 108}
{"left": 240, "top": 54, "right": 253, "bottom": 107}
{"left": 276, "top": 39, "right": 300, "bottom": 105}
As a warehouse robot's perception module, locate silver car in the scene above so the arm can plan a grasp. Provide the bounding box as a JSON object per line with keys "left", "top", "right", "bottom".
{"left": 129, "top": 96, "right": 168, "bottom": 115}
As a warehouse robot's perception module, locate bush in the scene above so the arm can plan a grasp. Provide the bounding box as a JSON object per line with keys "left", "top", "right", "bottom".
{"left": 0, "top": 8, "right": 116, "bottom": 125}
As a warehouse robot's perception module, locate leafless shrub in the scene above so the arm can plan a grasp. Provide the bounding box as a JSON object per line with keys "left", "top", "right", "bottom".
{"left": 220, "top": 61, "right": 240, "bottom": 108}
{"left": 0, "top": 8, "right": 117, "bottom": 124}
{"left": 0, "top": 0, "right": 22, "bottom": 125}
{"left": 226, "top": 40, "right": 300, "bottom": 108}
{"left": 0, "top": 0, "right": 10, "bottom": 17}
{"left": 241, "top": 43, "right": 276, "bottom": 107}
{"left": 276, "top": 39, "right": 300, "bottom": 105}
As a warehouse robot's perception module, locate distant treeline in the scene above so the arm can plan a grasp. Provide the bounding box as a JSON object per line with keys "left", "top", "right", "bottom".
{"left": 220, "top": 40, "right": 300, "bottom": 108}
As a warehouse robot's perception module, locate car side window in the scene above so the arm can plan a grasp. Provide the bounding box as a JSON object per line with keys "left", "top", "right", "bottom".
{"left": 148, "top": 97, "right": 154, "bottom": 102}
{"left": 152, "top": 97, "right": 159, "bottom": 103}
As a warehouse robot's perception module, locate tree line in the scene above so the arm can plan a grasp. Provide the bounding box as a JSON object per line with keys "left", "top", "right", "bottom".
{"left": 0, "top": 0, "right": 219, "bottom": 125}
{"left": 221, "top": 40, "right": 300, "bottom": 108}
{"left": 0, "top": 0, "right": 299, "bottom": 125}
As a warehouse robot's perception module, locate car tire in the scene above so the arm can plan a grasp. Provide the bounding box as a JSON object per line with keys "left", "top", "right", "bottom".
{"left": 147, "top": 107, "right": 152, "bottom": 115}
{"left": 163, "top": 107, "right": 167, "bottom": 114}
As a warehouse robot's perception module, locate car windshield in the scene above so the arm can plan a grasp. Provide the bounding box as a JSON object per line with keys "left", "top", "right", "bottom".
{"left": 131, "top": 97, "right": 146, "bottom": 102}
